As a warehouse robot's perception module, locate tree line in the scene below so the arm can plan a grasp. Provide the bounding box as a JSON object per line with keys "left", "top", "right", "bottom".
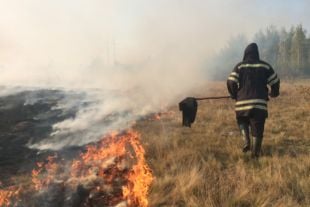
{"left": 211, "top": 24, "right": 310, "bottom": 79}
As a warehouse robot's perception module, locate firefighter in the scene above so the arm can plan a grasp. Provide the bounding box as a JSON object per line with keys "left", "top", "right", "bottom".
{"left": 227, "top": 43, "right": 280, "bottom": 158}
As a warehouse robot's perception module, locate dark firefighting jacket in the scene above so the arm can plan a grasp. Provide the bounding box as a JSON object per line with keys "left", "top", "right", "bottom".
{"left": 227, "top": 43, "right": 280, "bottom": 118}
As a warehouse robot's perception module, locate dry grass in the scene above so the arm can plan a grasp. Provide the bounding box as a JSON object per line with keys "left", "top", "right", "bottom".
{"left": 136, "top": 81, "right": 310, "bottom": 207}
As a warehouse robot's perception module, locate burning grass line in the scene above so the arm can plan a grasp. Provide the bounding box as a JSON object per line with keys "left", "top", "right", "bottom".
{"left": 0, "top": 130, "right": 154, "bottom": 207}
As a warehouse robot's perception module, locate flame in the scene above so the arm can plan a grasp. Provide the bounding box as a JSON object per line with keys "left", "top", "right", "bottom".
{"left": 31, "top": 155, "right": 59, "bottom": 191}
{"left": 0, "top": 187, "right": 21, "bottom": 206}
{"left": 0, "top": 130, "right": 154, "bottom": 207}
{"left": 151, "top": 111, "right": 176, "bottom": 121}
{"left": 153, "top": 114, "right": 161, "bottom": 120}
{"left": 123, "top": 132, "right": 154, "bottom": 207}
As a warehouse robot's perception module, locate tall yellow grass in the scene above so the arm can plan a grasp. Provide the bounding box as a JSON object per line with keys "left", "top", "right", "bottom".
{"left": 136, "top": 81, "right": 310, "bottom": 207}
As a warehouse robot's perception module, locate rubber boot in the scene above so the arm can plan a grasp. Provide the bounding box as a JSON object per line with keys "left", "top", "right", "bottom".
{"left": 240, "top": 125, "right": 251, "bottom": 153}
{"left": 252, "top": 137, "right": 263, "bottom": 158}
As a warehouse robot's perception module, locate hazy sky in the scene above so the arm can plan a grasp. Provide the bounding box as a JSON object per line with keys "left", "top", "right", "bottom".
{"left": 0, "top": 0, "right": 309, "bottom": 86}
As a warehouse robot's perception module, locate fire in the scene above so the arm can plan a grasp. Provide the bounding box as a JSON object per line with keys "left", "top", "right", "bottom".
{"left": 154, "top": 114, "right": 161, "bottom": 120}
{"left": 151, "top": 111, "right": 176, "bottom": 121}
{"left": 0, "top": 187, "right": 21, "bottom": 206}
{"left": 32, "top": 155, "right": 59, "bottom": 191}
{"left": 123, "top": 133, "right": 154, "bottom": 207}
{"left": 0, "top": 130, "right": 154, "bottom": 207}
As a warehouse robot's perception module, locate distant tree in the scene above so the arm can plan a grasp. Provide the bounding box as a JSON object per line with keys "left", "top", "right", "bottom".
{"left": 277, "top": 28, "right": 293, "bottom": 75}
{"left": 303, "top": 34, "right": 310, "bottom": 75}
{"left": 290, "top": 24, "right": 307, "bottom": 74}
{"left": 254, "top": 25, "right": 280, "bottom": 66}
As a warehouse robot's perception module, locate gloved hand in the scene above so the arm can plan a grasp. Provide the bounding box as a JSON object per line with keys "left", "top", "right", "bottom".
{"left": 269, "top": 90, "right": 279, "bottom": 98}
{"left": 230, "top": 92, "right": 237, "bottom": 100}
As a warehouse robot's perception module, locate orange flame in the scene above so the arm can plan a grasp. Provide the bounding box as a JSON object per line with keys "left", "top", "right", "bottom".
{"left": 0, "top": 130, "right": 154, "bottom": 207}
{"left": 0, "top": 187, "right": 21, "bottom": 206}
{"left": 153, "top": 114, "right": 161, "bottom": 120}
{"left": 31, "top": 155, "right": 59, "bottom": 191}
{"left": 123, "top": 131, "right": 154, "bottom": 207}
{"left": 151, "top": 111, "right": 176, "bottom": 121}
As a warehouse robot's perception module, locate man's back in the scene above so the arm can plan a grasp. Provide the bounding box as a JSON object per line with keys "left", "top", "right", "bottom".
{"left": 236, "top": 61, "right": 272, "bottom": 101}
{"left": 227, "top": 43, "right": 280, "bottom": 118}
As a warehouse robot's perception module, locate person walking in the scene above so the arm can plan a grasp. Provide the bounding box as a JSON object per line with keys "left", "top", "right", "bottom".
{"left": 227, "top": 43, "right": 280, "bottom": 158}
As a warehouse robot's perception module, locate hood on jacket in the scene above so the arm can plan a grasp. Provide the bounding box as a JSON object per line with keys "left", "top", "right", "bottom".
{"left": 243, "top": 43, "right": 260, "bottom": 62}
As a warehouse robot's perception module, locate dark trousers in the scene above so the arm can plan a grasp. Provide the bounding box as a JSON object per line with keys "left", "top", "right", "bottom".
{"left": 237, "top": 116, "right": 265, "bottom": 138}
{"left": 237, "top": 116, "right": 266, "bottom": 157}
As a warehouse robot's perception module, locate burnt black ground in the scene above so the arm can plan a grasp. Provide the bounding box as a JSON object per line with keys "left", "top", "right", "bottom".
{"left": 0, "top": 89, "right": 83, "bottom": 185}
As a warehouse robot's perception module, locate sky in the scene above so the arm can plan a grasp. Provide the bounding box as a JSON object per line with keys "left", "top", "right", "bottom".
{"left": 0, "top": 0, "right": 309, "bottom": 87}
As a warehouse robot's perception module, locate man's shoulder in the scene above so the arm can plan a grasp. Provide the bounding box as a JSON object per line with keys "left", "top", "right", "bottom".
{"left": 233, "top": 62, "right": 243, "bottom": 70}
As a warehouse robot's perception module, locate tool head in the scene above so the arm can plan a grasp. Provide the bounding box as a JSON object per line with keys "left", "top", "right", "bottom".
{"left": 179, "top": 97, "right": 198, "bottom": 127}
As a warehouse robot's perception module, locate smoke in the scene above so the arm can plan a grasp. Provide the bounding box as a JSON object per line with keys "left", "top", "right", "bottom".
{"left": 0, "top": 0, "right": 309, "bottom": 150}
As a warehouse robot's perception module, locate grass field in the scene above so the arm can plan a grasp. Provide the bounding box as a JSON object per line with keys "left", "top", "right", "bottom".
{"left": 1, "top": 81, "right": 309, "bottom": 207}
{"left": 136, "top": 81, "right": 310, "bottom": 207}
